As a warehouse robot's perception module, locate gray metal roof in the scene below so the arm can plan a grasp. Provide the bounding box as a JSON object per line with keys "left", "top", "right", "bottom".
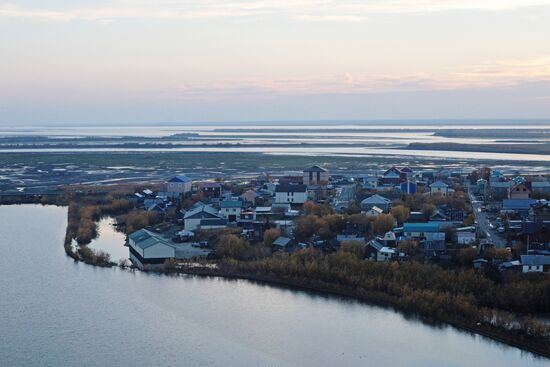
{"left": 128, "top": 229, "right": 174, "bottom": 250}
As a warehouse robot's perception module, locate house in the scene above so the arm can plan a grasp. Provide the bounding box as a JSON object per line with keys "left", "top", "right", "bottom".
{"left": 128, "top": 229, "right": 210, "bottom": 270}
{"left": 240, "top": 189, "right": 259, "bottom": 204}
{"left": 501, "top": 199, "right": 537, "bottom": 217}
{"left": 403, "top": 222, "right": 441, "bottom": 239}
{"left": 509, "top": 179, "right": 531, "bottom": 199}
{"left": 365, "top": 240, "right": 396, "bottom": 262}
{"left": 219, "top": 200, "right": 243, "bottom": 222}
{"left": 273, "top": 236, "right": 293, "bottom": 250}
{"left": 456, "top": 227, "right": 476, "bottom": 245}
{"left": 520, "top": 255, "right": 550, "bottom": 273}
{"left": 429, "top": 181, "right": 454, "bottom": 197}
{"left": 363, "top": 176, "right": 379, "bottom": 190}
{"left": 183, "top": 205, "right": 224, "bottom": 231}
{"left": 421, "top": 232, "right": 446, "bottom": 257}
{"left": 303, "top": 165, "right": 329, "bottom": 186}
{"left": 380, "top": 167, "right": 404, "bottom": 185}
{"left": 361, "top": 194, "right": 392, "bottom": 212}
{"left": 365, "top": 206, "right": 384, "bottom": 217}
{"left": 275, "top": 184, "right": 308, "bottom": 204}
{"left": 279, "top": 171, "right": 304, "bottom": 185}
{"left": 166, "top": 175, "right": 192, "bottom": 196}
{"left": 198, "top": 182, "right": 222, "bottom": 197}
{"left": 399, "top": 166, "right": 414, "bottom": 179}
{"left": 199, "top": 218, "right": 228, "bottom": 230}
{"left": 400, "top": 180, "right": 417, "bottom": 195}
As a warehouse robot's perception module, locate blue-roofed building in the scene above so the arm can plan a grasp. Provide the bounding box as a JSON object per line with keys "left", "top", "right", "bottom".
{"left": 166, "top": 175, "right": 192, "bottom": 196}
{"left": 400, "top": 180, "right": 417, "bottom": 195}
{"left": 502, "top": 199, "right": 537, "bottom": 217}
{"left": 403, "top": 222, "right": 442, "bottom": 239}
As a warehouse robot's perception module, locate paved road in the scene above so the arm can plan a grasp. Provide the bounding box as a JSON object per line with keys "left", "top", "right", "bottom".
{"left": 468, "top": 189, "right": 507, "bottom": 248}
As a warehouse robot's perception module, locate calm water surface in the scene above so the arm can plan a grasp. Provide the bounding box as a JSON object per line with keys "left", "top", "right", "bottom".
{"left": 0, "top": 205, "right": 547, "bottom": 367}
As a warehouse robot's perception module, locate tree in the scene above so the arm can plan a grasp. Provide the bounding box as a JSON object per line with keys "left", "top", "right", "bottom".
{"left": 302, "top": 201, "right": 332, "bottom": 217}
{"left": 346, "top": 201, "right": 361, "bottom": 215}
{"left": 216, "top": 234, "right": 250, "bottom": 260}
{"left": 347, "top": 213, "right": 374, "bottom": 235}
{"left": 457, "top": 247, "right": 478, "bottom": 266}
{"left": 339, "top": 241, "right": 366, "bottom": 259}
{"left": 421, "top": 203, "right": 437, "bottom": 220}
{"left": 324, "top": 214, "right": 346, "bottom": 234}
{"left": 294, "top": 215, "right": 319, "bottom": 241}
{"left": 464, "top": 213, "right": 476, "bottom": 226}
{"left": 397, "top": 240, "right": 418, "bottom": 256}
{"left": 391, "top": 205, "right": 410, "bottom": 225}
{"left": 163, "top": 258, "right": 178, "bottom": 272}
{"left": 373, "top": 214, "right": 395, "bottom": 235}
{"left": 263, "top": 228, "right": 281, "bottom": 246}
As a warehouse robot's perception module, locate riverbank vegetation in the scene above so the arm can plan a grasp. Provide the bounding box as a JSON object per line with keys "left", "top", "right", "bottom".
{"left": 63, "top": 184, "right": 161, "bottom": 266}
{"left": 208, "top": 248, "right": 550, "bottom": 355}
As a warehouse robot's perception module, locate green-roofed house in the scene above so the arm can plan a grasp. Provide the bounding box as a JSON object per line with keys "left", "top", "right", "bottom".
{"left": 403, "top": 222, "right": 442, "bottom": 239}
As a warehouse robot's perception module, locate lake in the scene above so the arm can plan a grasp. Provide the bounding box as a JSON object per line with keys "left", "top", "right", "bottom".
{"left": 0, "top": 205, "right": 547, "bottom": 367}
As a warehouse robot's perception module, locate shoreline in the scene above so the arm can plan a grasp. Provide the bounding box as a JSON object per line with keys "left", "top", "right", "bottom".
{"left": 173, "top": 266, "right": 550, "bottom": 360}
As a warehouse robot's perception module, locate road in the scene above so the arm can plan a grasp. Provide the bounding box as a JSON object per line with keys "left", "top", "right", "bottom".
{"left": 468, "top": 189, "right": 507, "bottom": 248}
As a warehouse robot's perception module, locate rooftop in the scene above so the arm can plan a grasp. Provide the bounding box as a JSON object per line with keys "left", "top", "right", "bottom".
{"left": 275, "top": 184, "right": 307, "bottom": 193}
{"left": 169, "top": 175, "right": 191, "bottom": 183}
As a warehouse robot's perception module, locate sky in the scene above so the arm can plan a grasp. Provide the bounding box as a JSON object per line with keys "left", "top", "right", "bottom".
{"left": 1, "top": 1, "right": 550, "bottom": 125}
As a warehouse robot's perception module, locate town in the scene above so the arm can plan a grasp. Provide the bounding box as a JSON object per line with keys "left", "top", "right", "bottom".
{"left": 82, "top": 164, "right": 550, "bottom": 274}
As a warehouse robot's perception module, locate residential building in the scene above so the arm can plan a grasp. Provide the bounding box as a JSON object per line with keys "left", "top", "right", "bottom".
{"left": 275, "top": 184, "right": 308, "bottom": 204}
{"left": 166, "top": 175, "right": 192, "bottom": 196}
{"left": 509, "top": 180, "right": 531, "bottom": 199}
{"left": 365, "top": 240, "right": 396, "bottom": 262}
{"left": 429, "top": 181, "right": 454, "bottom": 197}
{"left": 183, "top": 205, "right": 224, "bottom": 231}
{"left": 520, "top": 255, "right": 550, "bottom": 273}
{"left": 128, "top": 229, "right": 210, "bottom": 270}
{"left": 360, "top": 194, "right": 392, "bottom": 212}
{"left": 303, "top": 165, "right": 329, "bottom": 186}
{"left": 403, "top": 222, "right": 441, "bottom": 239}
{"left": 400, "top": 180, "right": 417, "bottom": 194}
{"left": 219, "top": 200, "right": 243, "bottom": 222}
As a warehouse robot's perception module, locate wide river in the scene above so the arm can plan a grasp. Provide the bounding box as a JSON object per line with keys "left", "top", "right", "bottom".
{"left": 0, "top": 205, "right": 547, "bottom": 367}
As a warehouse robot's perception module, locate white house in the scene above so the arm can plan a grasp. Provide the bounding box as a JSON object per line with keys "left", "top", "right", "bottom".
{"left": 429, "top": 181, "right": 454, "bottom": 197}
{"left": 275, "top": 184, "right": 308, "bottom": 204}
{"left": 219, "top": 200, "right": 243, "bottom": 222}
{"left": 183, "top": 205, "right": 224, "bottom": 231}
{"left": 166, "top": 175, "right": 192, "bottom": 196}
{"left": 521, "top": 255, "right": 550, "bottom": 273}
